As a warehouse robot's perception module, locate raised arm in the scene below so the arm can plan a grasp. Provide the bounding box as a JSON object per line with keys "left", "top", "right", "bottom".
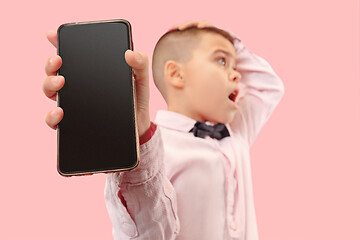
{"left": 104, "top": 126, "right": 180, "bottom": 239}
{"left": 229, "top": 33, "right": 285, "bottom": 147}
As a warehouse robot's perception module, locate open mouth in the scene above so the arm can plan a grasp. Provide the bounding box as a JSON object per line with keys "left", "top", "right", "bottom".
{"left": 228, "top": 90, "right": 239, "bottom": 102}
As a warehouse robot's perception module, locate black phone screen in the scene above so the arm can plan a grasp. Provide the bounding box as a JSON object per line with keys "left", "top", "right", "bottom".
{"left": 57, "top": 20, "right": 138, "bottom": 176}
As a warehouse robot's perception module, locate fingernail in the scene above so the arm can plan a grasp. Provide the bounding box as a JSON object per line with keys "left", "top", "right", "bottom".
{"left": 52, "top": 76, "right": 60, "bottom": 85}
{"left": 51, "top": 109, "right": 58, "bottom": 118}
{"left": 135, "top": 53, "right": 142, "bottom": 63}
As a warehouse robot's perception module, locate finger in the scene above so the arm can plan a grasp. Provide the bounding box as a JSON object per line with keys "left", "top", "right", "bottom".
{"left": 168, "top": 23, "right": 181, "bottom": 31}
{"left": 125, "top": 50, "right": 149, "bottom": 83}
{"left": 169, "top": 21, "right": 213, "bottom": 31}
{"left": 44, "top": 107, "right": 64, "bottom": 130}
{"left": 45, "top": 55, "right": 62, "bottom": 76}
{"left": 197, "top": 21, "right": 214, "bottom": 28}
{"left": 178, "top": 21, "right": 200, "bottom": 30}
{"left": 174, "top": 21, "right": 198, "bottom": 30}
{"left": 43, "top": 75, "right": 65, "bottom": 101}
{"left": 168, "top": 21, "right": 197, "bottom": 31}
{"left": 181, "top": 20, "right": 213, "bottom": 29}
{"left": 46, "top": 30, "right": 57, "bottom": 48}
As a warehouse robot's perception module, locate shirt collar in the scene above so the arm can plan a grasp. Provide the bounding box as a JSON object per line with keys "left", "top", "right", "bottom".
{"left": 155, "top": 110, "right": 234, "bottom": 139}
{"left": 154, "top": 110, "right": 198, "bottom": 133}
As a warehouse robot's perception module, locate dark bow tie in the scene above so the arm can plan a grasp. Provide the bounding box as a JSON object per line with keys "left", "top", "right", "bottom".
{"left": 189, "top": 121, "right": 230, "bottom": 140}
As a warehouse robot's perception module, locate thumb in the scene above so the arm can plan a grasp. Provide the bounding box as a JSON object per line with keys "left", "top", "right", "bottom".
{"left": 125, "top": 50, "right": 149, "bottom": 83}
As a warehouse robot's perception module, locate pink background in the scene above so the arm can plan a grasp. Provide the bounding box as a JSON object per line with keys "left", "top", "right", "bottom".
{"left": 0, "top": 0, "right": 359, "bottom": 239}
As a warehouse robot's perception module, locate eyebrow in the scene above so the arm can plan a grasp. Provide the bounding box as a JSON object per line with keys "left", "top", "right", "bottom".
{"left": 211, "top": 49, "right": 236, "bottom": 65}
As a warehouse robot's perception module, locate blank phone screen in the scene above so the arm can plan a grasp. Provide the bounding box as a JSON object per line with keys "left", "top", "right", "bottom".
{"left": 57, "top": 20, "right": 138, "bottom": 176}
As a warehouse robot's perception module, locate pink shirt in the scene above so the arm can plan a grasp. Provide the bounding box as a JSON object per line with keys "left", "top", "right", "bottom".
{"left": 104, "top": 33, "right": 285, "bottom": 240}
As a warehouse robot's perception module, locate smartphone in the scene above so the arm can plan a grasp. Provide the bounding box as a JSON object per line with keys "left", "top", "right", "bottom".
{"left": 56, "top": 19, "right": 139, "bottom": 177}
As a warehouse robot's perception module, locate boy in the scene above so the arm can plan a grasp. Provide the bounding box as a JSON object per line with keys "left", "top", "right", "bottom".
{"left": 43, "top": 21, "right": 285, "bottom": 240}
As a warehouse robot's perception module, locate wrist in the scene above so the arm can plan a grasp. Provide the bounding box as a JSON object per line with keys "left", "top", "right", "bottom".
{"left": 139, "top": 122, "right": 157, "bottom": 145}
{"left": 138, "top": 120, "right": 151, "bottom": 139}
{"left": 136, "top": 109, "right": 150, "bottom": 137}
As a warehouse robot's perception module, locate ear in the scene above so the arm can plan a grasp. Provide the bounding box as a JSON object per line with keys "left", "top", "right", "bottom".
{"left": 164, "top": 60, "right": 185, "bottom": 89}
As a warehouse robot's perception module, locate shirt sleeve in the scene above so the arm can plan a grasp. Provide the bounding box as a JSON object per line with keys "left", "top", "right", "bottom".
{"left": 104, "top": 126, "right": 180, "bottom": 240}
{"left": 139, "top": 122, "right": 157, "bottom": 145}
{"left": 229, "top": 31, "right": 285, "bottom": 147}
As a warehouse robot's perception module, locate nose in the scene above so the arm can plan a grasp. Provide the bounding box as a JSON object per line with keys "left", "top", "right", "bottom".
{"left": 230, "top": 69, "right": 241, "bottom": 82}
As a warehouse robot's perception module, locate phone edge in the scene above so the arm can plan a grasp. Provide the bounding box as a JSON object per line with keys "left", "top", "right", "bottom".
{"left": 55, "top": 19, "right": 140, "bottom": 177}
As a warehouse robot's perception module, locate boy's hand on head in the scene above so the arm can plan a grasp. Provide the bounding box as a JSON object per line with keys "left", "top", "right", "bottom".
{"left": 168, "top": 20, "right": 214, "bottom": 31}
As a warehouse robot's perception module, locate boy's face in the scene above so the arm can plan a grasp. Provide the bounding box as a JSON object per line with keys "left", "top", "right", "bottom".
{"left": 181, "top": 32, "right": 241, "bottom": 124}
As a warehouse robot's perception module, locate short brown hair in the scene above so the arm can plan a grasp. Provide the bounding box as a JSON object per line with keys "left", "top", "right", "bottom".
{"left": 151, "top": 26, "right": 235, "bottom": 101}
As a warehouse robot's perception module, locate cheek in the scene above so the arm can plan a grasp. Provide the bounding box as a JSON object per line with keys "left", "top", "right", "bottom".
{"left": 186, "top": 64, "right": 226, "bottom": 103}
{"left": 207, "top": 73, "right": 227, "bottom": 99}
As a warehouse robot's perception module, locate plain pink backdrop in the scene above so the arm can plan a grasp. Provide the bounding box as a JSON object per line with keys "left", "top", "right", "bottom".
{"left": 0, "top": 0, "right": 359, "bottom": 239}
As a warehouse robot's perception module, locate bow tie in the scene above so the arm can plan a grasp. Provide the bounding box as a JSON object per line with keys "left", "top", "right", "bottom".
{"left": 189, "top": 121, "right": 230, "bottom": 140}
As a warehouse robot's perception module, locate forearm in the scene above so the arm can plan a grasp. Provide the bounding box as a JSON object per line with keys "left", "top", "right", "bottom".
{"left": 230, "top": 32, "right": 285, "bottom": 101}
{"left": 229, "top": 31, "right": 285, "bottom": 146}
{"left": 104, "top": 127, "right": 180, "bottom": 239}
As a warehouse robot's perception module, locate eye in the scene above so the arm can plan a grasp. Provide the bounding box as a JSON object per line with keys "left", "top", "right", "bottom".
{"left": 217, "top": 57, "right": 226, "bottom": 66}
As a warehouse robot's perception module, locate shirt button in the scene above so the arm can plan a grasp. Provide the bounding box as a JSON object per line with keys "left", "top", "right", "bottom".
{"left": 230, "top": 221, "right": 237, "bottom": 231}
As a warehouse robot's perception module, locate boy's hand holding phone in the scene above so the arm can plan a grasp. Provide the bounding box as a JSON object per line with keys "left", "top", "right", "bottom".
{"left": 43, "top": 31, "right": 151, "bottom": 137}
{"left": 43, "top": 21, "right": 151, "bottom": 176}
